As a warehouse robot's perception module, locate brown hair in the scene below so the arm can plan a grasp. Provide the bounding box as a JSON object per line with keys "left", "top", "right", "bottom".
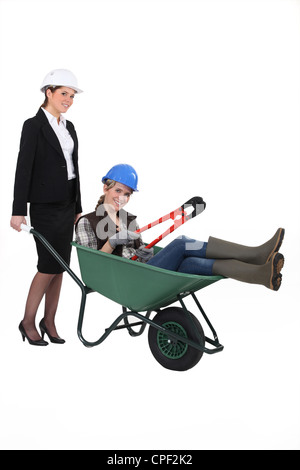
{"left": 40, "top": 86, "right": 62, "bottom": 108}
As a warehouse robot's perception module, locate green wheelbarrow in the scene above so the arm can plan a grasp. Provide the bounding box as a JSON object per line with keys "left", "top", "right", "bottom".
{"left": 21, "top": 225, "right": 224, "bottom": 371}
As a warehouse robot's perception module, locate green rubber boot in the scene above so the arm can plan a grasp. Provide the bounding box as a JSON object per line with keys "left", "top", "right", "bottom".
{"left": 212, "top": 252, "right": 284, "bottom": 291}
{"left": 206, "top": 228, "right": 284, "bottom": 265}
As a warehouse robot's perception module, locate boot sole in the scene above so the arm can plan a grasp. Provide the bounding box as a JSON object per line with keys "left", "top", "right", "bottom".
{"left": 274, "top": 253, "right": 284, "bottom": 274}
{"left": 270, "top": 252, "right": 284, "bottom": 290}
{"left": 266, "top": 228, "right": 285, "bottom": 263}
{"left": 272, "top": 273, "right": 282, "bottom": 291}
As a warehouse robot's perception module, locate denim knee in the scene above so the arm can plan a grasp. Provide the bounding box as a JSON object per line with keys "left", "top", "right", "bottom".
{"left": 176, "top": 235, "right": 207, "bottom": 258}
{"left": 177, "top": 257, "right": 215, "bottom": 276}
{"left": 147, "top": 235, "right": 208, "bottom": 272}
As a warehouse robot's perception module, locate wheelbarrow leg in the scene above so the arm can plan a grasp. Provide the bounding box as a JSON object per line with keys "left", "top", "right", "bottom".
{"left": 177, "top": 292, "right": 224, "bottom": 354}
{"left": 122, "top": 307, "right": 151, "bottom": 337}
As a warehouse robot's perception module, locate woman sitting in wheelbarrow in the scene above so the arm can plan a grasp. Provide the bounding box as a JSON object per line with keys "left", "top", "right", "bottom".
{"left": 75, "top": 164, "right": 284, "bottom": 291}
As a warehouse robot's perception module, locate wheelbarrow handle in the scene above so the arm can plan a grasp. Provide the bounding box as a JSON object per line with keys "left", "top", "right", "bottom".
{"left": 131, "top": 196, "right": 206, "bottom": 260}
{"left": 20, "top": 223, "right": 34, "bottom": 234}
{"left": 20, "top": 224, "right": 86, "bottom": 292}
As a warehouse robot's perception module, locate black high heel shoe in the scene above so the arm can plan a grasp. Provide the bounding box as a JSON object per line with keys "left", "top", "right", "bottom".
{"left": 39, "top": 318, "right": 65, "bottom": 344}
{"left": 19, "top": 322, "right": 48, "bottom": 346}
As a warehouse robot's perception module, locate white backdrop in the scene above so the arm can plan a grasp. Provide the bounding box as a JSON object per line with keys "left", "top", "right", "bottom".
{"left": 0, "top": 0, "right": 299, "bottom": 450}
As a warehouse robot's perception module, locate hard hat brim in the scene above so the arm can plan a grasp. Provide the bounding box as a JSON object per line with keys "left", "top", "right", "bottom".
{"left": 40, "top": 85, "right": 83, "bottom": 94}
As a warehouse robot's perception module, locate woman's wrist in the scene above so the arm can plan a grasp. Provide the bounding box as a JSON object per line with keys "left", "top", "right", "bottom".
{"left": 100, "top": 240, "right": 114, "bottom": 254}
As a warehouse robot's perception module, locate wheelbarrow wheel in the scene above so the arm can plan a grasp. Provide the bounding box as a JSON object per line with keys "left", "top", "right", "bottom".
{"left": 148, "top": 307, "right": 205, "bottom": 371}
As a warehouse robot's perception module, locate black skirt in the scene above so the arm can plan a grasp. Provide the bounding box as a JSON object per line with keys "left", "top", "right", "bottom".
{"left": 30, "top": 179, "right": 77, "bottom": 274}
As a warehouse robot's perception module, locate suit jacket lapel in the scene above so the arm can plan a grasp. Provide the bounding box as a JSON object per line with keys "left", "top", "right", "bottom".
{"left": 36, "top": 108, "right": 65, "bottom": 160}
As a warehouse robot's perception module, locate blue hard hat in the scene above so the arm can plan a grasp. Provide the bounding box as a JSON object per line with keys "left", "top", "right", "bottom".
{"left": 102, "top": 164, "right": 139, "bottom": 191}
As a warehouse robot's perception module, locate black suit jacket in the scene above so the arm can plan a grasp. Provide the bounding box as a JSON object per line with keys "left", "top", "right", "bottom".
{"left": 12, "top": 108, "right": 82, "bottom": 216}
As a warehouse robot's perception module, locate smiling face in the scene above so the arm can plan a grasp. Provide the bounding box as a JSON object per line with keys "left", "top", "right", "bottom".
{"left": 103, "top": 182, "right": 132, "bottom": 213}
{"left": 45, "top": 86, "right": 76, "bottom": 117}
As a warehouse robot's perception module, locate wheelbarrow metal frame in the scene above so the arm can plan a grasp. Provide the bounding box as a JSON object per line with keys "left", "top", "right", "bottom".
{"left": 28, "top": 228, "right": 224, "bottom": 356}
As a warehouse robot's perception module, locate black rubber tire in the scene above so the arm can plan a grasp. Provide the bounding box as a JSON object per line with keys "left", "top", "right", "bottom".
{"left": 148, "top": 307, "right": 205, "bottom": 371}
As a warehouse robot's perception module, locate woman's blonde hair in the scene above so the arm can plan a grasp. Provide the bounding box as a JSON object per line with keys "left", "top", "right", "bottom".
{"left": 95, "top": 179, "right": 116, "bottom": 210}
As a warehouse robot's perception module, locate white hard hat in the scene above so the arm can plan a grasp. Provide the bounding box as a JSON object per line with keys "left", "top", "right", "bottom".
{"left": 40, "top": 69, "right": 83, "bottom": 94}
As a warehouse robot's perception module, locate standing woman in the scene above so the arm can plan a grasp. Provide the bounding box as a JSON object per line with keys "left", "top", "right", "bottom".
{"left": 10, "top": 69, "right": 83, "bottom": 346}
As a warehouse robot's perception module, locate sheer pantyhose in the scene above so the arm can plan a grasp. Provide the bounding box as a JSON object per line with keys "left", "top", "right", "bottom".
{"left": 21, "top": 272, "right": 63, "bottom": 341}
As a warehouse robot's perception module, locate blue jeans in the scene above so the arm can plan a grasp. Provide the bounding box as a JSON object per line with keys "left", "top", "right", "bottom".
{"left": 147, "top": 235, "right": 215, "bottom": 276}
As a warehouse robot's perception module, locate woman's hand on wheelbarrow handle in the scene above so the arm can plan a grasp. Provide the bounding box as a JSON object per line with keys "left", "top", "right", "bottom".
{"left": 20, "top": 223, "right": 34, "bottom": 234}
{"left": 10, "top": 216, "right": 26, "bottom": 232}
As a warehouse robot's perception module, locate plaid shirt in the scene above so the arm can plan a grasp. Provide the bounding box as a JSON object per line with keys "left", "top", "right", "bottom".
{"left": 75, "top": 217, "right": 142, "bottom": 260}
